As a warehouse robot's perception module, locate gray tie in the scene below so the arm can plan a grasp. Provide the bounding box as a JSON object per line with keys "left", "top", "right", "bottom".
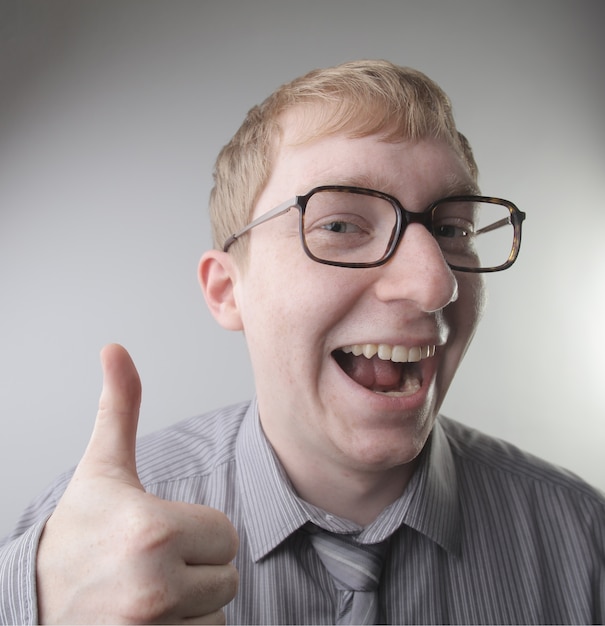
{"left": 308, "top": 528, "right": 386, "bottom": 624}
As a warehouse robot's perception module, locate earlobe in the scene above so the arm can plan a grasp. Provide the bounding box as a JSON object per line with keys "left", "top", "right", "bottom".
{"left": 198, "top": 251, "right": 244, "bottom": 331}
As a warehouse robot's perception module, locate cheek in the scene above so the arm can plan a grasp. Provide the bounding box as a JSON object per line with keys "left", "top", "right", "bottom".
{"left": 238, "top": 263, "right": 359, "bottom": 380}
{"left": 236, "top": 264, "right": 315, "bottom": 365}
{"left": 436, "top": 276, "right": 485, "bottom": 410}
{"left": 465, "top": 274, "right": 487, "bottom": 331}
{"left": 242, "top": 246, "right": 354, "bottom": 328}
{"left": 446, "top": 274, "right": 486, "bottom": 358}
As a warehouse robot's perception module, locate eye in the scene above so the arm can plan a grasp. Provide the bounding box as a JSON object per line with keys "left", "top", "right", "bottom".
{"left": 320, "top": 220, "right": 364, "bottom": 234}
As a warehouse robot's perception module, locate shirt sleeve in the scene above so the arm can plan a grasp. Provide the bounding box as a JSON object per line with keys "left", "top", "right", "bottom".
{"left": 0, "top": 520, "right": 47, "bottom": 625}
{"left": 0, "top": 471, "right": 72, "bottom": 625}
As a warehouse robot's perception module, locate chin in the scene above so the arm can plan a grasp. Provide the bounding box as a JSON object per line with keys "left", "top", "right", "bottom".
{"left": 337, "top": 416, "right": 433, "bottom": 472}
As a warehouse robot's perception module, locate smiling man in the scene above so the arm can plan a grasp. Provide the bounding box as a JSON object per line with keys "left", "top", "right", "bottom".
{"left": 1, "top": 60, "right": 604, "bottom": 625}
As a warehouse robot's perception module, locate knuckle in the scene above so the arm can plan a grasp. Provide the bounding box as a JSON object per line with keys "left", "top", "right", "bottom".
{"left": 121, "top": 502, "right": 174, "bottom": 556}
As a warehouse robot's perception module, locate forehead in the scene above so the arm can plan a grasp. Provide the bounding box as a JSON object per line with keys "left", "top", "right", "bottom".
{"left": 258, "top": 110, "right": 477, "bottom": 212}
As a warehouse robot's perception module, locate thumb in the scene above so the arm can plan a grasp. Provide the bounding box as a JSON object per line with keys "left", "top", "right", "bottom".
{"left": 80, "top": 343, "right": 143, "bottom": 486}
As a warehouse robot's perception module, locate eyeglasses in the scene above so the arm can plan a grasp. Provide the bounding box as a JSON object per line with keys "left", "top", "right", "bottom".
{"left": 223, "top": 185, "right": 526, "bottom": 273}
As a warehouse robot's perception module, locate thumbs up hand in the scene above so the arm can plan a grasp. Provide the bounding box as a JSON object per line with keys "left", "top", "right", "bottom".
{"left": 36, "top": 345, "right": 239, "bottom": 624}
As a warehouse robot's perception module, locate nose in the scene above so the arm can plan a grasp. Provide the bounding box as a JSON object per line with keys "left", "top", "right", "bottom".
{"left": 373, "top": 223, "right": 458, "bottom": 312}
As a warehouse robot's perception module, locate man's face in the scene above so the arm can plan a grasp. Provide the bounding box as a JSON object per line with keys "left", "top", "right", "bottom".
{"left": 228, "top": 117, "right": 485, "bottom": 477}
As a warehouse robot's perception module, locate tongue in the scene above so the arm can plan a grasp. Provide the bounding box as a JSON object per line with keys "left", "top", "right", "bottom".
{"left": 343, "top": 354, "right": 403, "bottom": 391}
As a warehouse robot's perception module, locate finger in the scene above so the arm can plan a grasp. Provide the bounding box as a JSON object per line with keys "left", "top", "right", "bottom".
{"left": 161, "top": 501, "right": 239, "bottom": 565}
{"left": 80, "top": 343, "right": 143, "bottom": 484}
{"left": 177, "top": 563, "right": 238, "bottom": 620}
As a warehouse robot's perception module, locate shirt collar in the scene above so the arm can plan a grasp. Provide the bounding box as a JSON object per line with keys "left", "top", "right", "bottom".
{"left": 236, "top": 400, "right": 460, "bottom": 561}
{"left": 236, "top": 398, "right": 311, "bottom": 561}
{"left": 382, "top": 415, "right": 462, "bottom": 555}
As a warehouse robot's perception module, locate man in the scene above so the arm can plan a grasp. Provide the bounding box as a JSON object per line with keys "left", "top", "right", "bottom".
{"left": 1, "top": 60, "right": 603, "bottom": 624}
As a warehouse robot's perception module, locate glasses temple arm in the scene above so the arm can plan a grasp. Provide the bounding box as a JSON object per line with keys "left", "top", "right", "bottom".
{"left": 475, "top": 216, "right": 511, "bottom": 235}
{"left": 223, "top": 197, "right": 297, "bottom": 251}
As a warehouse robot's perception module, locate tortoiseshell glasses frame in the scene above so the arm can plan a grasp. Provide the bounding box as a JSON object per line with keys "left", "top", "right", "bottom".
{"left": 223, "top": 185, "right": 526, "bottom": 273}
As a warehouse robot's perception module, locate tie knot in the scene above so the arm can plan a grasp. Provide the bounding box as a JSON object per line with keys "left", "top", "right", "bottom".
{"left": 308, "top": 529, "right": 386, "bottom": 592}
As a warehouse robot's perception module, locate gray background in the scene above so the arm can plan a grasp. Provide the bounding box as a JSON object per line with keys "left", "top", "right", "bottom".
{"left": 1, "top": 0, "right": 603, "bottom": 538}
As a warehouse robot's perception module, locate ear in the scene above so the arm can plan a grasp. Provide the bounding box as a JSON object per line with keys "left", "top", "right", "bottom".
{"left": 198, "top": 250, "right": 244, "bottom": 331}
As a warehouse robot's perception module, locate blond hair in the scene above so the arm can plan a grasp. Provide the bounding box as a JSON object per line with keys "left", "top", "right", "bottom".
{"left": 209, "top": 59, "right": 478, "bottom": 259}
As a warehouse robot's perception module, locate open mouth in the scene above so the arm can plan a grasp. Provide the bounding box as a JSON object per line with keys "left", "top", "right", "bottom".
{"left": 332, "top": 343, "right": 435, "bottom": 397}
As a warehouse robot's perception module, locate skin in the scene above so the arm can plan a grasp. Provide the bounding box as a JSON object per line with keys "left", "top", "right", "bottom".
{"left": 201, "top": 116, "right": 486, "bottom": 525}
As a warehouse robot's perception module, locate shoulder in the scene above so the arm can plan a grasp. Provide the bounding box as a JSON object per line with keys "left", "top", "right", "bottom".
{"left": 135, "top": 400, "right": 251, "bottom": 487}
{"left": 2, "top": 401, "right": 252, "bottom": 545}
{"left": 438, "top": 414, "right": 605, "bottom": 515}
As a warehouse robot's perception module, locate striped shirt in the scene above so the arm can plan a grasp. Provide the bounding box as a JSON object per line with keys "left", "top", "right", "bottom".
{"left": 1, "top": 398, "right": 604, "bottom": 624}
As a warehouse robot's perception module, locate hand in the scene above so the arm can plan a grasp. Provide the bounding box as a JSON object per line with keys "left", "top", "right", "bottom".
{"left": 36, "top": 344, "right": 239, "bottom": 624}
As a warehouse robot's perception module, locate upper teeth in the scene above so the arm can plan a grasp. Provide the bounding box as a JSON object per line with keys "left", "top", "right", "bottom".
{"left": 340, "top": 343, "right": 436, "bottom": 363}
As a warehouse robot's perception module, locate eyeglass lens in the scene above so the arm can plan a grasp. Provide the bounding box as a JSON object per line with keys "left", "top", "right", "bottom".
{"left": 301, "top": 190, "right": 515, "bottom": 270}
